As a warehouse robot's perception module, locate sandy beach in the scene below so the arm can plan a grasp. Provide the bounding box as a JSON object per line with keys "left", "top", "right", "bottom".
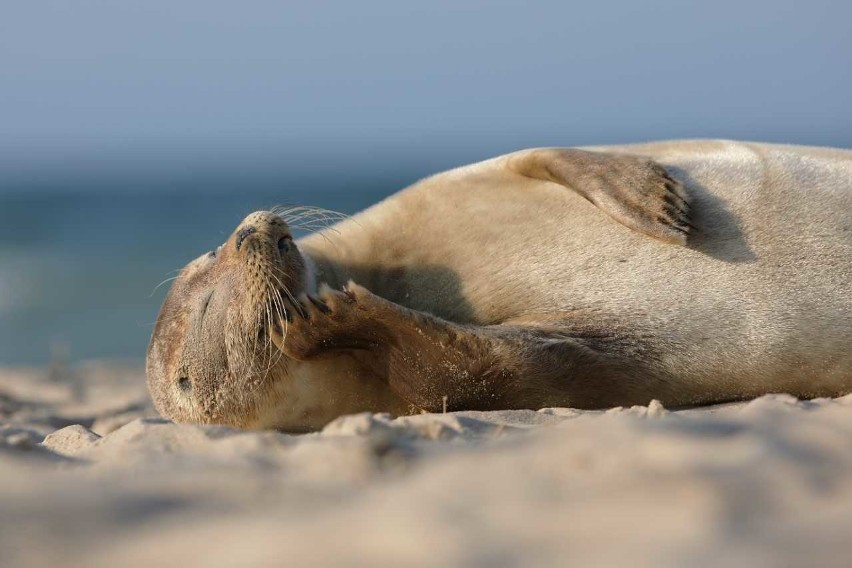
{"left": 1, "top": 363, "right": 851, "bottom": 567}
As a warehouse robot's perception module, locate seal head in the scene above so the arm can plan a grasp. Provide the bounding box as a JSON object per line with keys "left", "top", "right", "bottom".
{"left": 146, "top": 211, "right": 305, "bottom": 428}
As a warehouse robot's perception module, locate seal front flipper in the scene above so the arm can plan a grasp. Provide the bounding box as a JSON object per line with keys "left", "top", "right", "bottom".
{"left": 505, "top": 148, "right": 694, "bottom": 245}
{"left": 274, "top": 282, "right": 658, "bottom": 412}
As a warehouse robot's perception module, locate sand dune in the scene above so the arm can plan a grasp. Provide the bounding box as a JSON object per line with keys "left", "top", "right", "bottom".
{"left": 2, "top": 364, "right": 852, "bottom": 567}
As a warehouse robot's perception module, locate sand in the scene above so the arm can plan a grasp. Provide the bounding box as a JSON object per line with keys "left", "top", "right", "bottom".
{"left": 2, "top": 364, "right": 852, "bottom": 568}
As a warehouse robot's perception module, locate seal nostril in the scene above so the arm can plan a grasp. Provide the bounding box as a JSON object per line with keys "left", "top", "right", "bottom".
{"left": 178, "top": 376, "right": 192, "bottom": 392}
{"left": 235, "top": 226, "right": 257, "bottom": 251}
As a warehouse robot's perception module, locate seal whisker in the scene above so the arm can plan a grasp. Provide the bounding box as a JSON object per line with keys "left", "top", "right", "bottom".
{"left": 271, "top": 204, "right": 362, "bottom": 254}
{"left": 256, "top": 292, "right": 275, "bottom": 379}
{"left": 272, "top": 204, "right": 350, "bottom": 232}
{"left": 242, "top": 267, "right": 290, "bottom": 384}
{"left": 267, "top": 270, "right": 301, "bottom": 316}
{"left": 149, "top": 275, "right": 181, "bottom": 297}
{"left": 260, "top": 287, "right": 288, "bottom": 378}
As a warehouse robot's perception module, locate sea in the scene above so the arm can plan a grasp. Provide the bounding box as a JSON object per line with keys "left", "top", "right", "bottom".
{"left": 0, "top": 176, "right": 413, "bottom": 366}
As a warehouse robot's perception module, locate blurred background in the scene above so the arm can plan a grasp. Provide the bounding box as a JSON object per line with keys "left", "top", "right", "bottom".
{"left": 1, "top": 0, "right": 850, "bottom": 366}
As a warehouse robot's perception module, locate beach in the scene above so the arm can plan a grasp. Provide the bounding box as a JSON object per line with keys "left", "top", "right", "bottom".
{"left": 4, "top": 1, "right": 852, "bottom": 565}
{"left": 3, "top": 362, "right": 852, "bottom": 568}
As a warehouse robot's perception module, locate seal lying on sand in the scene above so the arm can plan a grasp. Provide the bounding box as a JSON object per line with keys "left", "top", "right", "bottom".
{"left": 147, "top": 141, "right": 852, "bottom": 431}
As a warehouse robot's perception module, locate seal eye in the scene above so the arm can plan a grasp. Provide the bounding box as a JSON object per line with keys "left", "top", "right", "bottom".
{"left": 277, "top": 236, "right": 292, "bottom": 254}
{"left": 177, "top": 376, "right": 192, "bottom": 392}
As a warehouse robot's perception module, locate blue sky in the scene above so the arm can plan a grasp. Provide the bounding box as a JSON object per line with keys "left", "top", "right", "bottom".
{"left": 1, "top": 0, "right": 850, "bottom": 188}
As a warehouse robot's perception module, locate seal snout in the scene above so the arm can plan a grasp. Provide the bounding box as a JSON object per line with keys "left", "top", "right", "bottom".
{"left": 231, "top": 211, "right": 293, "bottom": 257}
{"left": 235, "top": 226, "right": 257, "bottom": 251}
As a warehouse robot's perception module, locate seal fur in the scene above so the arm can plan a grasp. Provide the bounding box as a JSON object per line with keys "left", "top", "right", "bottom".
{"left": 147, "top": 141, "right": 852, "bottom": 430}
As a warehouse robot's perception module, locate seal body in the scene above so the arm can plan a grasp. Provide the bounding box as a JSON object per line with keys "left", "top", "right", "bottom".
{"left": 296, "top": 140, "right": 852, "bottom": 407}
{"left": 148, "top": 140, "right": 852, "bottom": 430}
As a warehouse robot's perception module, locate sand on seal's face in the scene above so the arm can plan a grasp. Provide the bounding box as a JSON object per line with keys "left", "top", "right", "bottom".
{"left": 3, "top": 364, "right": 852, "bottom": 568}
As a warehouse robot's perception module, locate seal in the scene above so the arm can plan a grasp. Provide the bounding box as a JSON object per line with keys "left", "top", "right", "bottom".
{"left": 147, "top": 141, "right": 852, "bottom": 431}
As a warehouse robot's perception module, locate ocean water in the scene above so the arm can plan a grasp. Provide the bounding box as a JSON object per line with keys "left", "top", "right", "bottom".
{"left": 0, "top": 181, "right": 403, "bottom": 366}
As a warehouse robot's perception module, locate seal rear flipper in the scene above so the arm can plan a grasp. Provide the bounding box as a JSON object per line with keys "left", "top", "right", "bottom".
{"left": 505, "top": 148, "right": 695, "bottom": 245}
